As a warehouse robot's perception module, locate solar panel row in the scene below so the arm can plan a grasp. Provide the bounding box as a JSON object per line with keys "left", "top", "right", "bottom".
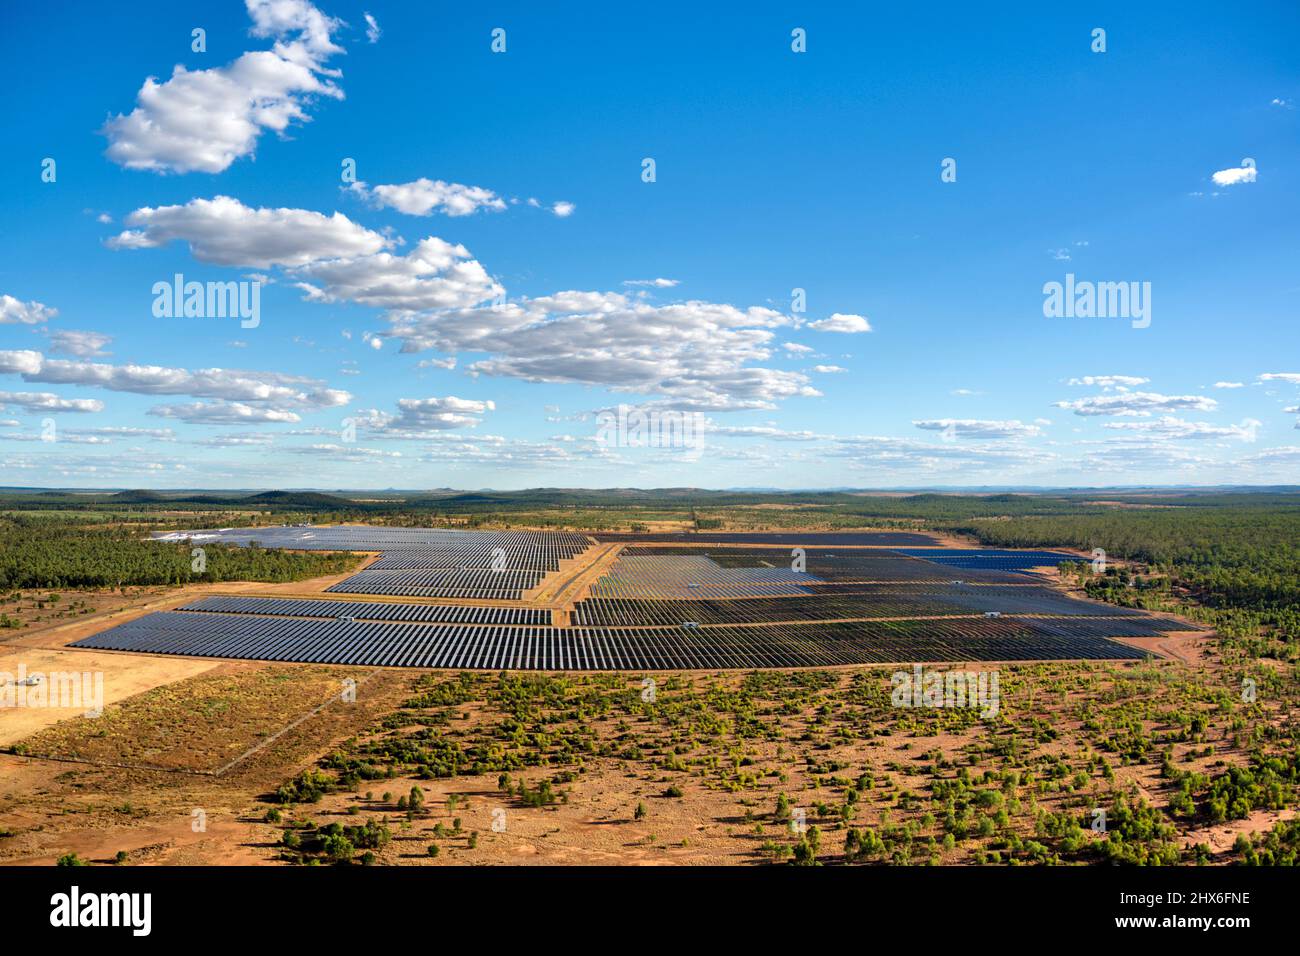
{"left": 178, "top": 595, "right": 552, "bottom": 626}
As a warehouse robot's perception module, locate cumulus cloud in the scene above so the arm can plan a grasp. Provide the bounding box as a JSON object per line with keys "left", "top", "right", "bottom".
{"left": 1, "top": 432, "right": 112, "bottom": 445}
{"left": 1, "top": 425, "right": 176, "bottom": 444}
{"left": 418, "top": 434, "right": 612, "bottom": 468}
{"left": 1213, "top": 381, "right": 1244, "bottom": 389}
{"left": 197, "top": 432, "right": 276, "bottom": 446}
{"left": 1211, "top": 164, "right": 1257, "bottom": 187}
{"left": 0, "top": 350, "right": 349, "bottom": 419}
{"left": 48, "top": 330, "right": 113, "bottom": 357}
{"left": 108, "top": 196, "right": 500, "bottom": 311}
{"left": 0, "top": 390, "right": 103, "bottom": 414}
{"left": 150, "top": 401, "right": 303, "bottom": 424}
{"left": 288, "top": 443, "right": 401, "bottom": 459}
{"left": 0, "top": 295, "right": 57, "bottom": 325}
{"left": 294, "top": 237, "right": 502, "bottom": 310}
{"left": 363, "top": 12, "right": 381, "bottom": 43}
{"left": 829, "top": 435, "right": 1050, "bottom": 473}
{"left": 1101, "top": 416, "right": 1261, "bottom": 442}
{"left": 1053, "top": 391, "right": 1218, "bottom": 417}
{"left": 102, "top": 0, "right": 346, "bottom": 174}
{"left": 347, "top": 178, "right": 506, "bottom": 217}
{"left": 352, "top": 395, "right": 495, "bottom": 436}
{"left": 706, "top": 423, "right": 828, "bottom": 441}
{"left": 383, "top": 291, "right": 814, "bottom": 411}
{"left": 913, "top": 418, "right": 1043, "bottom": 439}
{"left": 807, "top": 313, "right": 871, "bottom": 333}
{"left": 107, "top": 196, "right": 389, "bottom": 268}
{"left": 1260, "top": 372, "right": 1300, "bottom": 384}
{"left": 1077, "top": 442, "right": 1217, "bottom": 472}
{"left": 550, "top": 201, "right": 576, "bottom": 218}
{"left": 623, "top": 278, "right": 680, "bottom": 288}
{"left": 1066, "top": 375, "right": 1150, "bottom": 389}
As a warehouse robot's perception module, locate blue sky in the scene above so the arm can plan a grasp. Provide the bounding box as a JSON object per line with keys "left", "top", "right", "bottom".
{"left": 1, "top": 0, "right": 1298, "bottom": 489}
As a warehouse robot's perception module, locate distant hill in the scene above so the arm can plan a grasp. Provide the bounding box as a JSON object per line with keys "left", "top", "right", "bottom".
{"left": 242, "top": 491, "right": 355, "bottom": 509}
{"left": 109, "top": 489, "right": 171, "bottom": 503}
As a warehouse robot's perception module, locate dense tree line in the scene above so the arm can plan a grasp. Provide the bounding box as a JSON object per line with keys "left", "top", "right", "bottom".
{"left": 947, "top": 502, "right": 1300, "bottom": 658}
{"left": 0, "top": 516, "right": 356, "bottom": 590}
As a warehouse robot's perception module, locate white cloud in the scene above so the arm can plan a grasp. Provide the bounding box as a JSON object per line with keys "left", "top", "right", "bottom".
{"left": 913, "top": 418, "right": 1043, "bottom": 439}
{"left": 150, "top": 401, "right": 303, "bottom": 424}
{"left": 102, "top": 0, "right": 345, "bottom": 174}
{"left": 0, "top": 350, "right": 349, "bottom": 418}
{"left": 384, "top": 292, "right": 812, "bottom": 411}
{"left": 0, "top": 295, "right": 57, "bottom": 325}
{"left": 1053, "top": 391, "right": 1219, "bottom": 417}
{"left": 108, "top": 196, "right": 390, "bottom": 268}
{"left": 1211, "top": 164, "right": 1257, "bottom": 187}
{"left": 353, "top": 396, "right": 496, "bottom": 437}
{"left": 1213, "top": 381, "right": 1244, "bottom": 389}
{"left": 1, "top": 432, "right": 112, "bottom": 445}
{"left": 808, "top": 313, "right": 871, "bottom": 333}
{"left": 781, "top": 342, "right": 814, "bottom": 355}
{"left": 623, "top": 278, "right": 680, "bottom": 288}
{"left": 364, "top": 12, "right": 381, "bottom": 43}
{"left": 294, "top": 236, "right": 502, "bottom": 310}
{"left": 198, "top": 432, "right": 276, "bottom": 447}
{"left": 0, "top": 390, "right": 103, "bottom": 413}
{"left": 48, "top": 330, "right": 113, "bottom": 358}
{"left": 812, "top": 365, "right": 846, "bottom": 374}
{"left": 1066, "top": 375, "right": 1150, "bottom": 389}
{"left": 1101, "top": 416, "right": 1261, "bottom": 442}
{"left": 707, "top": 423, "right": 828, "bottom": 442}
{"left": 289, "top": 443, "right": 401, "bottom": 459}
{"left": 109, "top": 197, "right": 499, "bottom": 313}
{"left": 348, "top": 179, "right": 506, "bottom": 217}
{"left": 550, "top": 201, "right": 576, "bottom": 218}
{"left": 829, "top": 435, "right": 1050, "bottom": 473}
{"left": 1260, "top": 372, "right": 1300, "bottom": 384}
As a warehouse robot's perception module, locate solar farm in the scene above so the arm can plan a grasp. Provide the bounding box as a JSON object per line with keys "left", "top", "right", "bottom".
{"left": 68, "top": 526, "right": 1200, "bottom": 669}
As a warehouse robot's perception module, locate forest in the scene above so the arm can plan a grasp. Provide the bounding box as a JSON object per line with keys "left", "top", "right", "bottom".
{"left": 0, "top": 513, "right": 356, "bottom": 591}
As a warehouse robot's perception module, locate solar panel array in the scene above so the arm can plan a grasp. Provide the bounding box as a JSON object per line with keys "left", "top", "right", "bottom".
{"left": 155, "top": 525, "right": 593, "bottom": 601}
{"left": 94, "top": 536, "right": 1197, "bottom": 669}
{"left": 72, "top": 610, "right": 1151, "bottom": 669}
